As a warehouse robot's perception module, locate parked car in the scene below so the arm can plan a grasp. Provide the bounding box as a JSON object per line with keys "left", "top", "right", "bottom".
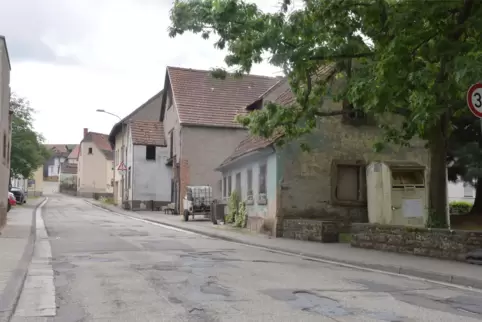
{"left": 10, "top": 187, "right": 26, "bottom": 204}
{"left": 8, "top": 192, "right": 16, "bottom": 212}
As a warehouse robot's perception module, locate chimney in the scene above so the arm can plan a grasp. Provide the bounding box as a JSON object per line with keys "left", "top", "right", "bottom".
{"left": 83, "top": 128, "right": 88, "bottom": 137}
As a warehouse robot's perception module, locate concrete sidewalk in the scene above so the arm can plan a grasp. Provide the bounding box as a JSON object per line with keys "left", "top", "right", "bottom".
{"left": 86, "top": 199, "right": 482, "bottom": 290}
{"left": 0, "top": 198, "right": 46, "bottom": 322}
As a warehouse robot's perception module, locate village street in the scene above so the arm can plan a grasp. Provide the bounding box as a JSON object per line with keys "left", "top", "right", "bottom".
{"left": 5, "top": 193, "right": 482, "bottom": 322}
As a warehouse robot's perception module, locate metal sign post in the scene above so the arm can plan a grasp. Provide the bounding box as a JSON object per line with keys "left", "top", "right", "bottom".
{"left": 464, "top": 83, "right": 482, "bottom": 227}
{"left": 467, "top": 82, "right": 482, "bottom": 129}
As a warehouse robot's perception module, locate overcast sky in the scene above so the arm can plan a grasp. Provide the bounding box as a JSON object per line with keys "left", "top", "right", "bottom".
{"left": 0, "top": 0, "right": 283, "bottom": 144}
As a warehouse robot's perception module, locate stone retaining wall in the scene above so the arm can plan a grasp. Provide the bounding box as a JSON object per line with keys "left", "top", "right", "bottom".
{"left": 351, "top": 223, "right": 482, "bottom": 261}
{"left": 282, "top": 219, "right": 339, "bottom": 243}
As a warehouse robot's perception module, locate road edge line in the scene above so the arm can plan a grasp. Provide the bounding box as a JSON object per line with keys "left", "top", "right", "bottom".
{"left": 85, "top": 199, "right": 482, "bottom": 292}
{"left": 0, "top": 197, "right": 48, "bottom": 322}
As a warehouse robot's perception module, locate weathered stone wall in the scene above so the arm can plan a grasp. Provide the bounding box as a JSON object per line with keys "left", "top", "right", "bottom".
{"left": 283, "top": 219, "right": 340, "bottom": 243}
{"left": 276, "top": 98, "right": 429, "bottom": 235}
{"left": 351, "top": 223, "right": 482, "bottom": 261}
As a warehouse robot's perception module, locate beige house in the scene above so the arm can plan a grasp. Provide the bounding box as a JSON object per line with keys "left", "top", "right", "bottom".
{"left": 159, "top": 66, "right": 280, "bottom": 214}
{"left": 28, "top": 167, "right": 44, "bottom": 196}
{"left": 0, "top": 36, "right": 11, "bottom": 228}
{"left": 10, "top": 167, "right": 44, "bottom": 197}
{"left": 77, "top": 128, "right": 114, "bottom": 197}
{"left": 108, "top": 91, "right": 163, "bottom": 207}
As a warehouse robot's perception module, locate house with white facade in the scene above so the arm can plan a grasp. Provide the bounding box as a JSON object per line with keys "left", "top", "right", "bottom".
{"left": 448, "top": 179, "right": 476, "bottom": 203}
{"left": 77, "top": 128, "right": 114, "bottom": 197}
{"left": 59, "top": 144, "right": 79, "bottom": 192}
{"left": 0, "top": 35, "right": 11, "bottom": 228}
{"left": 108, "top": 90, "right": 163, "bottom": 207}
{"left": 121, "top": 120, "right": 171, "bottom": 210}
{"left": 43, "top": 144, "right": 72, "bottom": 180}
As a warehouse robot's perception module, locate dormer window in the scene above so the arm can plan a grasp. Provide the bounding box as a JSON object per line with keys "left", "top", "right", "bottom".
{"left": 246, "top": 99, "right": 263, "bottom": 111}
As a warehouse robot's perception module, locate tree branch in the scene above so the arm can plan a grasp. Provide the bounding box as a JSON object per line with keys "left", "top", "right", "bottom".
{"left": 411, "top": 32, "right": 440, "bottom": 57}
{"left": 308, "top": 52, "right": 374, "bottom": 61}
{"left": 314, "top": 110, "right": 350, "bottom": 117}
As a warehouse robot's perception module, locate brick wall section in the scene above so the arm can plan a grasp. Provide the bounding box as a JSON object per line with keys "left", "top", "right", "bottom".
{"left": 283, "top": 219, "right": 340, "bottom": 243}
{"left": 351, "top": 223, "right": 482, "bottom": 261}
{"left": 179, "top": 159, "right": 190, "bottom": 214}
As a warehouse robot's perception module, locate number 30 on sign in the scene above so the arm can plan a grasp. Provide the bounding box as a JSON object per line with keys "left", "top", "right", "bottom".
{"left": 467, "top": 83, "right": 482, "bottom": 118}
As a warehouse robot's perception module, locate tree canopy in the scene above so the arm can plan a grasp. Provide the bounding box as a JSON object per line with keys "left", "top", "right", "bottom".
{"left": 10, "top": 94, "right": 50, "bottom": 179}
{"left": 169, "top": 0, "right": 482, "bottom": 226}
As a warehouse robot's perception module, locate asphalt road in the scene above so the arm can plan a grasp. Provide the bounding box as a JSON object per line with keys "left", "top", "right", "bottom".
{"left": 11, "top": 194, "right": 482, "bottom": 322}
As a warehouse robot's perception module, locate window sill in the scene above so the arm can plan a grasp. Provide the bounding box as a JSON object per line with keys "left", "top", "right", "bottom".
{"left": 257, "top": 193, "right": 267, "bottom": 205}
{"left": 331, "top": 199, "right": 367, "bottom": 207}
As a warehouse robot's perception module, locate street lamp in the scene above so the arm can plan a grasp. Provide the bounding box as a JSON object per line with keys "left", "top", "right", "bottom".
{"left": 96, "top": 109, "right": 121, "bottom": 121}
{"left": 96, "top": 108, "right": 125, "bottom": 205}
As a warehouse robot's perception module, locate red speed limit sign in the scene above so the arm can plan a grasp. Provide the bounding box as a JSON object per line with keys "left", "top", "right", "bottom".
{"left": 467, "top": 83, "right": 482, "bottom": 118}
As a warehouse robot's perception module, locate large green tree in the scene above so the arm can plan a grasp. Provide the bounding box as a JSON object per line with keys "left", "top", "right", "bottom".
{"left": 447, "top": 112, "right": 482, "bottom": 214}
{"left": 169, "top": 0, "right": 482, "bottom": 226}
{"left": 10, "top": 94, "right": 50, "bottom": 179}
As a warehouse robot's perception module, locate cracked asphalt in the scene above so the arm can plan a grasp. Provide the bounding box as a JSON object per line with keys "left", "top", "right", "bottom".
{"left": 13, "top": 194, "right": 482, "bottom": 321}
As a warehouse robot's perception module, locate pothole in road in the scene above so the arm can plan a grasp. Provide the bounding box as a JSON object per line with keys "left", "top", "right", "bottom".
{"left": 292, "top": 291, "right": 350, "bottom": 317}
{"left": 200, "top": 281, "right": 231, "bottom": 297}
{"left": 263, "top": 289, "right": 406, "bottom": 320}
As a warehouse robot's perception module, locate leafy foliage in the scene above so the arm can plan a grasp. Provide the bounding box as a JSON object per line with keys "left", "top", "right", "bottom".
{"left": 226, "top": 190, "right": 240, "bottom": 223}
{"left": 169, "top": 0, "right": 482, "bottom": 223}
{"left": 234, "top": 201, "right": 247, "bottom": 228}
{"left": 449, "top": 201, "right": 472, "bottom": 215}
{"left": 10, "top": 94, "right": 51, "bottom": 179}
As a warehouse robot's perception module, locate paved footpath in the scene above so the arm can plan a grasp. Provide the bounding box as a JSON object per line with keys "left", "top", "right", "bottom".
{"left": 0, "top": 198, "right": 47, "bottom": 322}
{"left": 87, "top": 199, "right": 482, "bottom": 290}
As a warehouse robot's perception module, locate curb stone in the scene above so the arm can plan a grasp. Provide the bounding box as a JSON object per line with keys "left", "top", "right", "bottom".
{"left": 0, "top": 198, "right": 47, "bottom": 322}
{"left": 86, "top": 200, "right": 482, "bottom": 290}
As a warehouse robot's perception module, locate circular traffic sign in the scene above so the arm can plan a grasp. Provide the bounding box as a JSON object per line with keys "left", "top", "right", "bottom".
{"left": 467, "top": 83, "right": 482, "bottom": 118}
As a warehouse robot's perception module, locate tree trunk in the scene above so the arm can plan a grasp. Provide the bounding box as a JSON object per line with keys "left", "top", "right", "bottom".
{"left": 470, "top": 178, "right": 482, "bottom": 215}
{"left": 428, "top": 115, "right": 448, "bottom": 227}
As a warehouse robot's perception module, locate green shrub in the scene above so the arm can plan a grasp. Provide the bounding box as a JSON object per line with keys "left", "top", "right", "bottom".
{"left": 234, "top": 201, "right": 247, "bottom": 228}
{"left": 449, "top": 201, "right": 472, "bottom": 215}
{"left": 226, "top": 191, "right": 239, "bottom": 223}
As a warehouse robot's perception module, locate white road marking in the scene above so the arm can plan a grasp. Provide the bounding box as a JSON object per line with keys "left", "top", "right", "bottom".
{"left": 90, "top": 201, "right": 482, "bottom": 293}
{"left": 14, "top": 198, "right": 57, "bottom": 318}
{"left": 90, "top": 203, "right": 196, "bottom": 235}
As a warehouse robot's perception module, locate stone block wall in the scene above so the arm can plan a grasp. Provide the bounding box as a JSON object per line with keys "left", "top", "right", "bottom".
{"left": 351, "top": 223, "right": 482, "bottom": 261}
{"left": 282, "top": 219, "right": 340, "bottom": 243}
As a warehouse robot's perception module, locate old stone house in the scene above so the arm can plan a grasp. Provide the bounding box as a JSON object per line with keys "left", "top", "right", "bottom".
{"left": 217, "top": 76, "right": 429, "bottom": 239}
{"left": 77, "top": 129, "right": 114, "bottom": 197}
{"left": 159, "top": 66, "right": 280, "bottom": 214}
{"left": 120, "top": 120, "right": 171, "bottom": 210}
{"left": 108, "top": 90, "right": 163, "bottom": 206}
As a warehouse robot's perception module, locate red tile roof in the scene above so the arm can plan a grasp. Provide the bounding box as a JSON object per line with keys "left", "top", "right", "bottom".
{"left": 130, "top": 120, "right": 166, "bottom": 146}
{"left": 167, "top": 66, "right": 279, "bottom": 128}
{"left": 219, "top": 64, "right": 337, "bottom": 168}
{"left": 68, "top": 145, "right": 80, "bottom": 159}
{"left": 45, "top": 144, "right": 71, "bottom": 157}
{"left": 83, "top": 132, "right": 113, "bottom": 160}
{"left": 218, "top": 133, "right": 282, "bottom": 169}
